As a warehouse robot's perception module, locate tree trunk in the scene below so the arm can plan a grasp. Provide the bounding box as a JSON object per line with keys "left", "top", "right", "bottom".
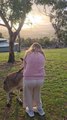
{"left": 8, "top": 41, "right": 15, "bottom": 63}
{"left": 8, "top": 32, "right": 16, "bottom": 63}
{"left": 18, "top": 34, "right": 21, "bottom": 52}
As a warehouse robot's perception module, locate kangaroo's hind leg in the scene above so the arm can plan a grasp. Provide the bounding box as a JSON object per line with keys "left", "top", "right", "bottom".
{"left": 16, "top": 89, "right": 23, "bottom": 106}
{"left": 6, "top": 91, "right": 13, "bottom": 107}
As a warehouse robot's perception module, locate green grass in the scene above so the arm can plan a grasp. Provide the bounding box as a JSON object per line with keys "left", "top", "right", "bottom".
{"left": 0, "top": 48, "right": 67, "bottom": 120}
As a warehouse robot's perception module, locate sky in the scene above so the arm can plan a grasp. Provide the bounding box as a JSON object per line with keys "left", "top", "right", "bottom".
{"left": 23, "top": 4, "right": 51, "bottom": 29}
{"left": 21, "top": 4, "right": 55, "bottom": 38}
{"left": 0, "top": 4, "right": 55, "bottom": 38}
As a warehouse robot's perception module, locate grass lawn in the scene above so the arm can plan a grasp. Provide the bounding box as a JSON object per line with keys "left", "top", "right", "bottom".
{"left": 0, "top": 48, "right": 67, "bottom": 120}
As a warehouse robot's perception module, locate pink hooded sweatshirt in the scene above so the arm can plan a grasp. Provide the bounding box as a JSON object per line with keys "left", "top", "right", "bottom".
{"left": 23, "top": 52, "right": 45, "bottom": 80}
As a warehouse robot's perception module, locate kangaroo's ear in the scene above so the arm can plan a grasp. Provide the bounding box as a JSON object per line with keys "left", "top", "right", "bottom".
{"left": 20, "top": 58, "right": 23, "bottom": 61}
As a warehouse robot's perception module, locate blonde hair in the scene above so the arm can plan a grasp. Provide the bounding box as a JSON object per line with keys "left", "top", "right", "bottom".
{"left": 24, "top": 42, "right": 45, "bottom": 58}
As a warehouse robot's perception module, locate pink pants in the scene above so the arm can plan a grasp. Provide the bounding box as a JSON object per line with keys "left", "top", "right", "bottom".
{"left": 23, "top": 80, "right": 44, "bottom": 110}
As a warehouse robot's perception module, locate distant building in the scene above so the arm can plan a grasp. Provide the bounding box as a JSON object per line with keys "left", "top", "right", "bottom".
{"left": 0, "top": 38, "right": 19, "bottom": 52}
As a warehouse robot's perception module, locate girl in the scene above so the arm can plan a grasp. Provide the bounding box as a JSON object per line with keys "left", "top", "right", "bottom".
{"left": 23, "top": 42, "right": 46, "bottom": 117}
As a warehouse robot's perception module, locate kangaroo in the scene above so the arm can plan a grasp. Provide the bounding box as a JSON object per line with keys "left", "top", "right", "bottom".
{"left": 3, "top": 58, "right": 23, "bottom": 107}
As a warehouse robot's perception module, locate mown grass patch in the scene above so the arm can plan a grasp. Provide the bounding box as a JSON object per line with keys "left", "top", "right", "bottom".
{"left": 0, "top": 48, "right": 67, "bottom": 120}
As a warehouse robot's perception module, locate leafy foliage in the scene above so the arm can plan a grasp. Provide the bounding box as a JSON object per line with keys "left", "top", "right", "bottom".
{"left": 0, "top": 0, "right": 32, "bottom": 25}
{"left": 35, "top": 0, "right": 67, "bottom": 46}
{"left": 0, "top": 0, "right": 33, "bottom": 63}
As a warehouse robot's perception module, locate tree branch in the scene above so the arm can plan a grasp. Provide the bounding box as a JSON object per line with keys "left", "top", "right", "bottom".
{"left": 0, "top": 10, "right": 11, "bottom": 32}
{"left": 16, "top": 16, "right": 25, "bottom": 35}
{"left": 0, "top": 23, "right": 6, "bottom": 27}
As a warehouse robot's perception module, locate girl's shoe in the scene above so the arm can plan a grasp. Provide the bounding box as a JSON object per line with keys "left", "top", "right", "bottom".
{"left": 26, "top": 109, "right": 34, "bottom": 117}
{"left": 37, "top": 108, "right": 45, "bottom": 116}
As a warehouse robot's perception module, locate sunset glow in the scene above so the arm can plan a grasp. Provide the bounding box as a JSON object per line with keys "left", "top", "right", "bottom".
{"left": 23, "top": 14, "right": 43, "bottom": 29}
{"left": 22, "top": 4, "right": 51, "bottom": 29}
{"left": 22, "top": 13, "right": 50, "bottom": 29}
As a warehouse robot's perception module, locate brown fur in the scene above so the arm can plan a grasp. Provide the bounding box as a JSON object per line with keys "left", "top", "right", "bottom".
{"left": 3, "top": 70, "right": 23, "bottom": 92}
{"left": 3, "top": 58, "right": 23, "bottom": 106}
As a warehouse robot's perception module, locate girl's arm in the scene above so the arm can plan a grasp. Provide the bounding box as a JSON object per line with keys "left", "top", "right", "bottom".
{"left": 22, "top": 56, "right": 27, "bottom": 69}
{"left": 20, "top": 57, "right": 26, "bottom": 68}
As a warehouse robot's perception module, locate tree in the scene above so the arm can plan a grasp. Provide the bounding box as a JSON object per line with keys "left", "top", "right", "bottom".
{"left": 0, "top": 0, "right": 32, "bottom": 63}
{"left": 35, "top": 0, "right": 67, "bottom": 46}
